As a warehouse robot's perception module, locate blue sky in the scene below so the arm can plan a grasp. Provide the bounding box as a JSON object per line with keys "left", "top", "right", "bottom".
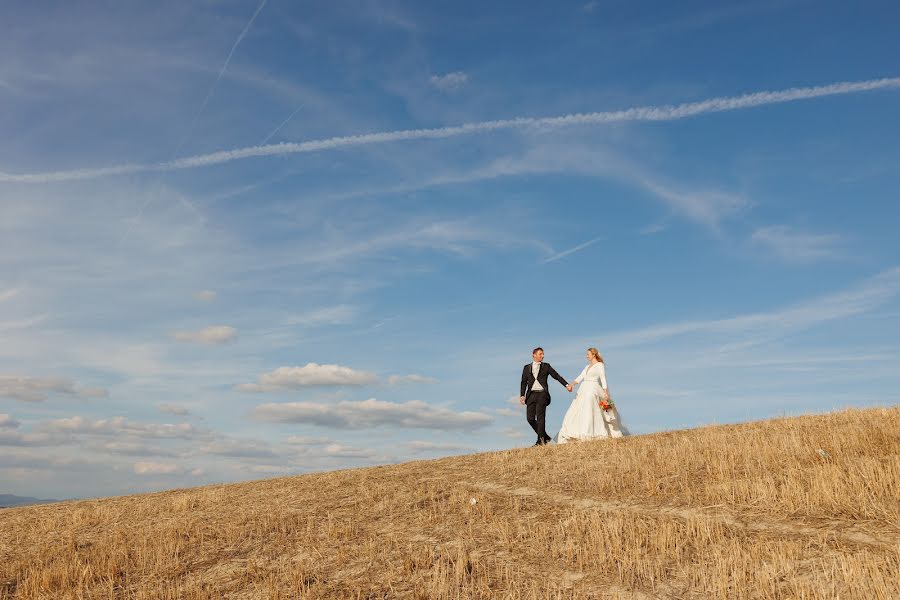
{"left": 1, "top": 0, "right": 899, "bottom": 500}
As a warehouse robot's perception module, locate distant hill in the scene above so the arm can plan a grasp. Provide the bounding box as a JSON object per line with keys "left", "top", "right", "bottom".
{"left": 0, "top": 407, "right": 898, "bottom": 598}
{"left": 0, "top": 494, "right": 56, "bottom": 508}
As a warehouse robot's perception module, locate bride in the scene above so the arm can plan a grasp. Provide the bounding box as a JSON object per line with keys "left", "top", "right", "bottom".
{"left": 556, "top": 347, "right": 628, "bottom": 443}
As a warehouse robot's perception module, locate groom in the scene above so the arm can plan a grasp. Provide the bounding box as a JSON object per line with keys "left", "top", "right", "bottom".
{"left": 520, "top": 347, "right": 572, "bottom": 445}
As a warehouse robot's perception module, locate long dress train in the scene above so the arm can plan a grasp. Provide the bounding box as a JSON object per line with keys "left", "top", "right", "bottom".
{"left": 556, "top": 361, "right": 627, "bottom": 443}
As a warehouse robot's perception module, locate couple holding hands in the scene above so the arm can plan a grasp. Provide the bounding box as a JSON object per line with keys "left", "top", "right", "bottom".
{"left": 519, "top": 346, "right": 627, "bottom": 445}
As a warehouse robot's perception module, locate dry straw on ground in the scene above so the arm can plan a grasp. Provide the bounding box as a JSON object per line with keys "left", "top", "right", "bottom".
{"left": 1, "top": 406, "right": 898, "bottom": 599}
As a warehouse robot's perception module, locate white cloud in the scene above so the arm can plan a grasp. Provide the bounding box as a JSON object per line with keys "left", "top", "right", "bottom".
{"left": 0, "top": 429, "right": 70, "bottom": 447}
{"left": 0, "top": 288, "right": 21, "bottom": 302}
{"left": 0, "top": 448, "right": 110, "bottom": 471}
{"left": 600, "top": 266, "right": 900, "bottom": 348}
{"left": 172, "top": 325, "right": 236, "bottom": 345}
{"left": 494, "top": 396, "right": 525, "bottom": 416}
{"left": 6, "top": 76, "right": 898, "bottom": 183}
{"left": 493, "top": 407, "right": 520, "bottom": 417}
{"left": 0, "top": 376, "right": 108, "bottom": 402}
{"left": 253, "top": 398, "right": 493, "bottom": 430}
{"left": 0, "top": 315, "right": 49, "bottom": 332}
{"left": 41, "top": 416, "right": 209, "bottom": 440}
{"left": 284, "top": 304, "right": 358, "bottom": 327}
{"left": 321, "top": 443, "right": 377, "bottom": 459}
{"left": 284, "top": 435, "right": 335, "bottom": 446}
{"left": 158, "top": 403, "right": 190, "bottom": 416}
{"left": 94, "top": 440, "right": 183, "bottom": 457}
{"left": 429, "top": 71, "right": 468, "bottom": 91}
{"left": 502, "top": 427, "right": 528, "bottom": 439}
{"left": 0, "top": 413, "right": 20, "bottom": 429}
{"left": 632, "top": 174, "right": 745, "bottom": 230}
{"left": 640, "top": 223, "right": 667, "bottom": 235}
{"left": 344, "top": 142, "right": 744, "bottom": 230}
{"left": 237, "top": 363, "right": 378, "bottom": 392}
{"left": 751, "top": 225, "right": 845, "bottom": 263}
{"left": 387, "top": 374, "right": 438, "bottom": 386}
{"left": 505, "top": 395, "right": 523, "bottom": 406}
{"left": 406, "top": 440, "right": 472, "bottom": 454}
{"left": 193, "top": 290, "right": 217, "bottom": 302}
{"left": 133, "top": 461, "right": 182, "bottom": 475}
{"left": 249, "top": 464, "right": 293, "bottom": 474}
{"left": 200, "top": 438, "right": 278, "bottom": 458}
{"left": 282, "top": 218, "right": 543, "bottom": 266}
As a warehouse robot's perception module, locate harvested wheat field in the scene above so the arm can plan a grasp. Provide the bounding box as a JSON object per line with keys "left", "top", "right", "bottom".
{"left": 1, "top": 407, "right": 898, "bottom": 599}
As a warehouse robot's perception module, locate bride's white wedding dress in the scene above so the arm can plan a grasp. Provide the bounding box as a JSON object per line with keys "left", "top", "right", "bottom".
{"left": 556, "top": 361, "right": 627, "bottom": 443}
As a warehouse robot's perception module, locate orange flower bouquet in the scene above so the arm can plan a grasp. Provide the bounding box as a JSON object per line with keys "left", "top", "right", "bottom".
{"left": 599, "top": 391, "right": 614, "bottom": 412}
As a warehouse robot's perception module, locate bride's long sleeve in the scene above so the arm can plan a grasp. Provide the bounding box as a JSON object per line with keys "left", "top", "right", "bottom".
{"left": 573, "top": 366, "right": 588, "bottom": 384}
{"left": 598, "top": 363, "right": 608, "bottom": 391}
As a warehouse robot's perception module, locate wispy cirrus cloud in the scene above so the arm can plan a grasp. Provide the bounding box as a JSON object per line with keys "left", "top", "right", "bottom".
{"left": 0, "top": 315, "right": 49, "bottom": 332}
{"left": 448, "top": 143, "right": 746, "bottom": 229}
{"left": 290, "top": 219, "right": 544, "bottom": 265}
{"left": 4, "top": 76, "right": 898, "bottom": 183}
{"left": 172, "top": 325, "right": 236, "bottom": 345}
{"left": 751, "top": 225, "right": 845, "bottom": 264}
{"left": 284, "top": 304, "right": 359, "bottom": 327}
{"left": 600, "top": 265, "right": 900, "bottom": 348}
{"left": 254, "top": 398, "right": 493, "bottom": 430}
{"left": 193, "top": 290, "right": 217, "bottom": 302}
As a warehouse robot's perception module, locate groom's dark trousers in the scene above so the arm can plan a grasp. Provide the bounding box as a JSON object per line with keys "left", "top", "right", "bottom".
{"left": 525, "top": 390, "right": 551, "bottom": 441}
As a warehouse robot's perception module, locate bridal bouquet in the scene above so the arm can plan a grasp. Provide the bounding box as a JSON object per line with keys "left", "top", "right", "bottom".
{"left": 599, "top": 392, "right": 614, "bottom": 412}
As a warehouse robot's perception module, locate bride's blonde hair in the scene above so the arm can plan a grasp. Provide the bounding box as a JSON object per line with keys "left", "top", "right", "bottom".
{"left": 587, "top": 347, "right": 604, "bottom": 363}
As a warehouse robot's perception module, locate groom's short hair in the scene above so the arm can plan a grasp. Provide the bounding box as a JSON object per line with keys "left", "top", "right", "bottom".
{"left": 532, "top": 347, "right": 543, "bottom": 355}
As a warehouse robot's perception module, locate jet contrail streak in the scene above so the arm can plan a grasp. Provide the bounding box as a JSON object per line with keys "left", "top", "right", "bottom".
{"left": 541, "top": 236, "right": 604, "bottom": 264}
{"left": 3, "top": 76, "right": 898, "bottom": 184}
{"left": 261, "top": 102, "right": 306, "bottom": 145}
{"left": 171, "top": 0, "right": 269, "bottom": 160}
{"left": 119, "top": 0, "right": 268, "bottom": 242}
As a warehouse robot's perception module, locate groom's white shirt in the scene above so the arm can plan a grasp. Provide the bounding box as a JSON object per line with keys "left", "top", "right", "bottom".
{"left": 531, "top": 361, "right": 544, "bottom": 391}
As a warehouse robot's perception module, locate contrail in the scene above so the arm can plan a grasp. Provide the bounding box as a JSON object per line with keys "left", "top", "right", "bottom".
{"left": 3, "top": 76, "right": 898, "bottom": 184}
{"left": 171, "top": 0, "right": 269, "bottom": 159}
{"left": 119, "top": 0, "right": 267, "bottom": 242}
{"left": 261, "top": 102, "right": 306, "bottom": 145}
{"left": 541, "top": 236, "right": 603, "bottom": 264}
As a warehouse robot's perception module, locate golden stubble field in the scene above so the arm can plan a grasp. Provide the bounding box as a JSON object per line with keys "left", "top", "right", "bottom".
{"left": 1, "top": 406, "right": 898, "bottom": 599}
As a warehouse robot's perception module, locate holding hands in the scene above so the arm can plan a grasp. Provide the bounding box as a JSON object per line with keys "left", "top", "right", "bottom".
{"left": 566, "top": 384, "right": 573, "bottom": 392}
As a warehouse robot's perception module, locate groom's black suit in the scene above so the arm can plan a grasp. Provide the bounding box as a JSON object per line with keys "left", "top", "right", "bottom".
{"left": 521, "top": 362, "right": 568, "bottom": 443}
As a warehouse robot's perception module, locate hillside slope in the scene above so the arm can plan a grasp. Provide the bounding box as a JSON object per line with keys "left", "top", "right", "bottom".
{"left": 1, "top": 407, "right": 898, "bottom": 599}
{"left": 0, "top": 495, "right": 57, "bottom": 509}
